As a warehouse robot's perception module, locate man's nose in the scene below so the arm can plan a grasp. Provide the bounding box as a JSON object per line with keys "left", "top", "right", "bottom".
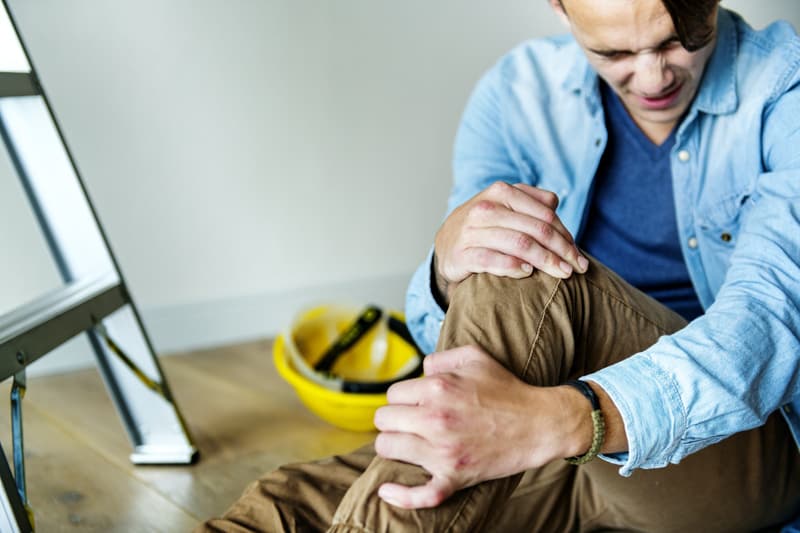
{"left": 634, "top": 52, "right": 673, "bottom": 96}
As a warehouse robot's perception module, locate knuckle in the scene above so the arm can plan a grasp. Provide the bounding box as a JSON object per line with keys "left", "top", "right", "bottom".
{"left": 543, "top": 190, "right": 559, "bottom": 208}
{"left": 373, "top": 408, "right": 385, "bottom": 428}
{"left": 430, "top": 408, "right": 455, "bottom": 432}
{"left": 487, "top": 181, "right": 511, "bottom": 196}
{"left": 428, "top": 489, "right": 446, "bottom": 507}
{"left": 469, "top": 200, "right": 496, "bottom": 222}
{"left": 498, "top": 253, "right": 518, "bottom": 270}
{"left": 473, "top": 199, "right": 495, "bottom": 213}
{"left": 441, "top": 442, "right": 464, "bottom": 463}
{"left": 540, "top": 249, "right": 558, "bottom": 268}
{"left": 473, "top": 249, "right": 493, "bottom": 270}
{"left": 533, "top": 220, "right": 554, "bottom": 240}
{"left": 539, "top": 207, "right": 556, "bottom": 225}
{"left": 374, "top": 433, "right": 390, "bottom": 456}
{"left": 513, "top": 233, "right": 534, "bottom": 252}
{"left": 428, "top": 376, "right": 451, "bottom": 395}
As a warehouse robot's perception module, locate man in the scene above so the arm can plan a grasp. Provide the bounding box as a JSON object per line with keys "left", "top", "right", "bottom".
{"left": 202, "top": 0, "right": 800, "bottom": 530}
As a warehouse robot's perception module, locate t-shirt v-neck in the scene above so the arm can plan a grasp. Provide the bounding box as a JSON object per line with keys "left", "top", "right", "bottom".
{"left": 577, "top": 82, "right": 703, "bottom": 321}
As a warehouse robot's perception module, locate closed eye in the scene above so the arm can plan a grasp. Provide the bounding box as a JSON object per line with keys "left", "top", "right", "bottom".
{"left": 595, "top": 50, "right": 633, "bottom": 60}
{"left": 591, "top": 35, "right": 681, "bottom": 60}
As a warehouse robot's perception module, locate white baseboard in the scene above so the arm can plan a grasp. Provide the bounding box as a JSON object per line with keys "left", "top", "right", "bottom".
{"left": 27, "top": 272, "right": 411, "bottom": 377}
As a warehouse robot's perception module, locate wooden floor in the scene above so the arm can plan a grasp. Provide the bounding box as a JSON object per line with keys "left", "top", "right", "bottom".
{"left": 0, "top": 339, "right": 374, "bottom": 532}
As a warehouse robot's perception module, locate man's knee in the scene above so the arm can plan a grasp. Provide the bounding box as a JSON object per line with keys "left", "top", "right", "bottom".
{"left": 447, "top": 270, "right": 564, "bottom": 320}
{"left": 438, "top": 271, "right": 573, "bottom": 380}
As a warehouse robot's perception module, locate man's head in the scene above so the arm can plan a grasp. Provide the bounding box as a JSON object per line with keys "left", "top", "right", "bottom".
{"left": 551, "top": 0, "right": 719, "bottom": 142}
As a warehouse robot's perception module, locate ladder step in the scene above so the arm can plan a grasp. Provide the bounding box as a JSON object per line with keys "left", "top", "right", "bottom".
{"left": 0, "top": 272, "right": 126, "bottom": 380}
{"left": 0, "top": 73, "right": 40, "bottom": 98}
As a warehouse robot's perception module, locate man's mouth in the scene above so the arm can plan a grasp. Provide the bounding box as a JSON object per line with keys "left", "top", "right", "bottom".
{"left": 636, "top": 82, "right": 684, "bottom": 110}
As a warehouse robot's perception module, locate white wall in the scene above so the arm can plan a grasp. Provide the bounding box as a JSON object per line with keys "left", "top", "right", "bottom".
{"left": 1, "top": 1, "right": 798, "bottom": 375}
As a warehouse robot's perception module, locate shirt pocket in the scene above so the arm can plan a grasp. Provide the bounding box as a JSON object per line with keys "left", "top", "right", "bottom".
{"left": 695, "top": 190, "right": 756, "bottom": 294}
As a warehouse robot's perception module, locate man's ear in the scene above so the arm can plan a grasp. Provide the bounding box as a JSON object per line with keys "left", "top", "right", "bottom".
{"left": 548, "top": 0, "right": 570, "bottom": 28}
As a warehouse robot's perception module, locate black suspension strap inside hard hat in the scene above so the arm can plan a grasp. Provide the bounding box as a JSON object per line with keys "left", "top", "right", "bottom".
{"left": 313, "top": 305, "right": 424, "bottom": 393}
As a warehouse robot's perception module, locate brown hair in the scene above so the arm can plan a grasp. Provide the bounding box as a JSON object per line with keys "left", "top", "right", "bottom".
{"left": 557, "top": 0, "right": 718, "bottom": 52}
{"left": 662, "top": 0, "right": 718, "bottom": 51}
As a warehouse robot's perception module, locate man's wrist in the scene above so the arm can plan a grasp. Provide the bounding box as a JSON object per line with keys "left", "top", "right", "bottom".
{"left": 557, "top": 384, "right": 597, "bottom": 459}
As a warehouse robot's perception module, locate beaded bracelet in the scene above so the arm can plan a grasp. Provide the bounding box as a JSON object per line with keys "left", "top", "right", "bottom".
{"left": 564, "top": 379, "right": 606, "bottom": 465}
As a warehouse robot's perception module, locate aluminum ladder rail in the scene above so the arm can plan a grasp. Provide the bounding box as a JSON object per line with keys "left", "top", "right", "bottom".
{"left": 0, "top": 3, "right": 198, "bottom": 531}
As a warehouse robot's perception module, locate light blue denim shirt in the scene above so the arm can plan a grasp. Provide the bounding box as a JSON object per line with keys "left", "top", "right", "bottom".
{"left": 406, "top": 8, "right": 800, "bottom": 481}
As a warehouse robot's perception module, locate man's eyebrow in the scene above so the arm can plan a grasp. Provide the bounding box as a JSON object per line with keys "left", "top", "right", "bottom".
{"left": 589, "top": 34, "right": 680, "bottom": 56}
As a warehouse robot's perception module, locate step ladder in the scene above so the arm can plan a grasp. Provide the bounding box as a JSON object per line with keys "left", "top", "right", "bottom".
{"left": 0, "top": 3, "right": 198, "bottom": 531}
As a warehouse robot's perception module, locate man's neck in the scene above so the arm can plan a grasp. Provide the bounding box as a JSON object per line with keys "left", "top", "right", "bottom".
{"left": 630, "top": 117, "right": 677, "bottom": 146}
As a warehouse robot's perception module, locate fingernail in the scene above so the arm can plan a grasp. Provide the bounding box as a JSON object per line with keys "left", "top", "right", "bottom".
{"left": 560, "top": 261, "right": 573, "bottom": 275}
{"left": 521, "top": 263, "right": 533, "bottom": 274}
{"left": 382, "top": 496, "right": 402, "bottom": 507}
{"left": 577, "top": 255, "right": 589, "bottom": 272}
{"left": 378, "top": 488, "right": 400, "bottom": 507}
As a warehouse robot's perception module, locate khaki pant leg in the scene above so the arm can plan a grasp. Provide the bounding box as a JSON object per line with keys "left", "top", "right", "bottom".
{"left": 578, "top": 411, "right": 800, "bottom": 532}
{"left": 197, "top": 445, "right": 376, "bottom": 533}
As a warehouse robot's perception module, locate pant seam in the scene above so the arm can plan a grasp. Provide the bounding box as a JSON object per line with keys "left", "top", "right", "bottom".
{"left": 584, "top": 276, "right": 678, "bottom": 335}
{"left": 522, "top": 278, "right": 562, "bottom": 377}
{"left": 328, "top": 525, "right": 372, "bottom": 533}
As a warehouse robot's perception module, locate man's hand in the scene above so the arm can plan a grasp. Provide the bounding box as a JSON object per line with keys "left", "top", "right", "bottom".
{"left": 433, "top": 182, "right": 588, "bottom": 305}
{"left": 372, "top": 346, "right": 593, "bottom": 509}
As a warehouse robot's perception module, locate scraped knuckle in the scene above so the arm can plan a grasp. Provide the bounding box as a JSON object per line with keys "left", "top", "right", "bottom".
{"left": 442, "top": 442, "right": 464, "bottom": 464}
{"left": 534, "top": 220, "right": 554, "bottom": 240}
{"left": 513, "top": 233, "right": 534, "bottom": 252}
{"left": 430, "top": 408, "right": 456, "bottom": 432}
{"left": 471, "top": 199, "right": 496, "bottom": 218}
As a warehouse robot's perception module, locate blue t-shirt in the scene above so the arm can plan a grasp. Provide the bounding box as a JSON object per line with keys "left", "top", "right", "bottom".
{"left": 578, "top": 82, "right": 703, "bottom": 321}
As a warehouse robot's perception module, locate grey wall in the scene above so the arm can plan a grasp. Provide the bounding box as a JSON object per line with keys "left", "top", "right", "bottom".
{"left": 2, "top": 1, "right": 798, "bottom": 374}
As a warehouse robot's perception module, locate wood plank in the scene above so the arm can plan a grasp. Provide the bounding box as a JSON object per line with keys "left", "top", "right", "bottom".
{"left": 10, "top": 338, "right": 375, "bottom": 521}
{"left": 165, "top": 338, "right": 280, "bottom": 393}
{"left": 0, "top": 382, "right": 198, "bottom": 532}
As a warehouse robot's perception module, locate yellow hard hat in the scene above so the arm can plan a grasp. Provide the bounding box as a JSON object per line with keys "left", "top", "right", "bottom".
{"left": 273, "top": 305, "right": 424, "bottom": 431}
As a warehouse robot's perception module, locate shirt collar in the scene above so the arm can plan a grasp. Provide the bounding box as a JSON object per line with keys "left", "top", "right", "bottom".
{"left": 691, "top": 8, "right": 739, "bottom": 115}
{"left": 561, "top": 44, "right": 602, "bottom": 114}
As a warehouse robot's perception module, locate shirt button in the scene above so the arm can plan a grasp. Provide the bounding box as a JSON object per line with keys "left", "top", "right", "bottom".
{"left": 678, "top": 150, "right": 690, "bottom": 162}
{"left": 688, "top": 237, "right": 698, "bottom": 249}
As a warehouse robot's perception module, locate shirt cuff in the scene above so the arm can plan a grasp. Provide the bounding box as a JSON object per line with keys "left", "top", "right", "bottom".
{"left": 584, "top": 353, "right": 687, "bottom": 476}
{"left": 405, "top": 248, "right": 446, "bottom": 354}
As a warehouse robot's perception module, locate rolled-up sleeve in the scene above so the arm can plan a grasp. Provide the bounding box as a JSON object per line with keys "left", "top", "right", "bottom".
{"left": 405, "top": 247, "right": 446, "bottom": 354}
{"left": 586, "top": 83, "right": 800, "bottom": 476}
